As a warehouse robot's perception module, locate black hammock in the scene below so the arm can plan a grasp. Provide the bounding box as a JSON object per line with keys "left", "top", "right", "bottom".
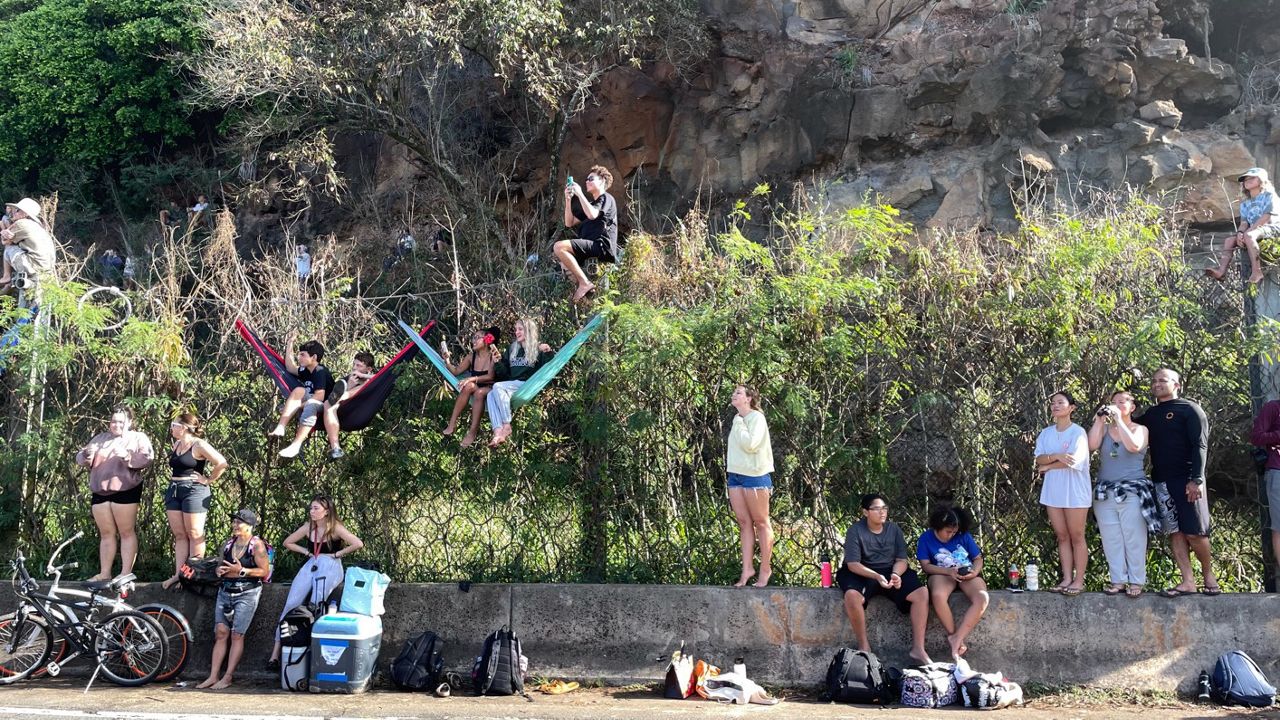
{"left": 235, "top": 318, "right": 434, "bottom": 431}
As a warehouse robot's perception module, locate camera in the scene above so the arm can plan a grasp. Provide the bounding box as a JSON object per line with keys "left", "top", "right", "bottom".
{"left": 1095, "top": 406, "right": 1114, "bottom": 418}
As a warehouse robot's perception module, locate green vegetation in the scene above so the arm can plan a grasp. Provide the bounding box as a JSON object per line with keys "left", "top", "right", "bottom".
{"left": 0, "top": 0, "right": 200, "bottom": 196}
{"left": 1, "top": 192, "right": 1272, "bottom": 592}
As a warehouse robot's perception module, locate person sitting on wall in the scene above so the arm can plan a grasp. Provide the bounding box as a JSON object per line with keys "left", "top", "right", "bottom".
{"left": 269, "top": 333, "right": 334, "bottom": 459}
{"left": 1207, "top": 167, "right": 1280, "bottom": 284}
{"left": 322, "top": 351, "right": 375, "bottom": 459}
{"left": 197, "top": 508, "right": 271, "bottom": 690}
{"left": 837, "top": 493, "right": 932, "bottom": 664}
{"left": 188, "top": 194, "right": 210, "bottom": 228}
{"left": 553, "top": 165, "right": 618, "bottom": 303}
{"left": 916, "top": 506, "right": 989, "bottom": 658}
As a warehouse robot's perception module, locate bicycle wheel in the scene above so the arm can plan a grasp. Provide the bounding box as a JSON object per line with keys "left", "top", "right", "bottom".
{"left": 136, "top": 604, "right": 192, "bottom": 682}
{"left": 0, "top": 613, "right": 52, "bottom": 685}
{"left": 94, "top": 610, "right": 166, "bottom": 686}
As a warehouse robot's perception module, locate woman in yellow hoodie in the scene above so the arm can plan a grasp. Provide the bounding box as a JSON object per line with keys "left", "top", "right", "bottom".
{"left": 727, "top": 385, "right": 775, "bottom": 587}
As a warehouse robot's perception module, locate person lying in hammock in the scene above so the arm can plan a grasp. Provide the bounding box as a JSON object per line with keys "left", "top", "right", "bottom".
{"left": 270, "top": 333, "right": 334, "bottom": 459}
{"left": 487, "top": 318, "right": 553, "bottom": 447}
{"left": 323, "top": 352, "right": 375, "bottom": 460}
{"left": 442, "top": 327, "right": 501, "bottom": 447}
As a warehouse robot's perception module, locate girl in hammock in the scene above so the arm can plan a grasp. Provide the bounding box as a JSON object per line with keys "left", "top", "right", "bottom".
{"left": 442, "top": 326, "right": 500, "bottom": 447}
{"left": 487, "top": 318, "right": 554, "bottom": 447}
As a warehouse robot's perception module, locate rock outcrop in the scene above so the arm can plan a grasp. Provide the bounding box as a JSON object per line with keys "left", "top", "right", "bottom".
{"left": 554, "top": 0, "right": 1277, "bottom": 230}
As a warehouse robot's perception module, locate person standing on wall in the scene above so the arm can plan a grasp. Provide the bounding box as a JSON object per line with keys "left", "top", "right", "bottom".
{"left": 1134, "top": 368, "right": 1219, "bottom": 597}
{"left": 726, "top": 385, "right": 774, "bottom": 588}
{"left": 1249, "top": 395, "right": 1280, "bottom": 586}
{"left": 75, "top": 407, "right": 155, "bottom": 582}
{"left": 1033, "top": 391, "right": 1091, "bottom": 596}
{"left": 160, "top": 413, "right": 229, "bottom": 590}
{"left": 554, "top": 165, "right": 618, "bottom": 303}
{"left": 1087, "top": 391, "right": 1158, "bottom": 598}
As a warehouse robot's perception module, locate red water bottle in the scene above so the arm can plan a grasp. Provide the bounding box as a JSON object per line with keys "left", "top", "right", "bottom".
{"left": 820, "top": 557, "right": 833, "bottom": 588}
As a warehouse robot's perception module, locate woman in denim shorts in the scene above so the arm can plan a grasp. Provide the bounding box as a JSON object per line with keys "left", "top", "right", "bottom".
{"left": 198, "top": 509, "right": 271, "bottom": 690}
{"left": 161, "top": 413, "right": 228, "bottom": 590}
{"left": 726, "top": 385, "right": 775, "bottom": 587}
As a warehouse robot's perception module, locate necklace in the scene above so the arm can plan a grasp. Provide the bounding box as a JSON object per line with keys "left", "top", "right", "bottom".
{"left": 1109, "top": 436, "right": 1120, "bottom": 459}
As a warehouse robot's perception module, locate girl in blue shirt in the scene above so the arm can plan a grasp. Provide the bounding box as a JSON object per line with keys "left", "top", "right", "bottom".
{"left": 917, "top": 506, "right": 990, "bottom": 658}
{"left": 1208, "top": 167, "right": 1280, "bottom": 284}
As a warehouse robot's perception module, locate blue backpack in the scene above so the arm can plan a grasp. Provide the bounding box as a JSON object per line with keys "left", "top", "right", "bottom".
{"left": 1211, "top": 651, "right": 1276, "bottom": 707}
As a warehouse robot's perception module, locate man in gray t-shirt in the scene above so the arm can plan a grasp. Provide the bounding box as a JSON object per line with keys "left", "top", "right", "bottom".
{"left": 837, "top": 494, "right": 932, "bottom": 664}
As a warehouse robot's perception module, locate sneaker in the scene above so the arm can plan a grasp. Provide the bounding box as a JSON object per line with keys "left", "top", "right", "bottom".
{"left": 279, "top": 445, "right": 301, "bottom": 459}
{"left": 329, "top": 446, "right": 345, "bottom": 459}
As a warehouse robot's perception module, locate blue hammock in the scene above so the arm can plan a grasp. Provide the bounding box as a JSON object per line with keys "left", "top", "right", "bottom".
{"left": 398, "top": 313, "right": 604, "bottom": 410}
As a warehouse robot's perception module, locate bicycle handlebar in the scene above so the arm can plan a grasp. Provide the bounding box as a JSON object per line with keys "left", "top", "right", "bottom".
{"left": 45, "top": 532, "right": 84, "bottom": 575}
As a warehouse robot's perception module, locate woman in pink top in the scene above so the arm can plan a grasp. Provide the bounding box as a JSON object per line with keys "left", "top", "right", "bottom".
{"left": 75, "top": 407, "right": 154, "bottom": 581}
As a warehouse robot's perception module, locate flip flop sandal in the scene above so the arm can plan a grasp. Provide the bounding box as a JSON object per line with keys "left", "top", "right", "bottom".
{"left": 1159, "top": 587, "right": 1193, "bottom": 598}
{"left": 1126, "top": 585, "right": 1144, "bottom": 598}
{"left": 1103, "top": 584, "right": 1125, "bottom": 596}
{"left": 1047, "top": 584, "right": 1068, "bottom": 594}
{"left": 1062, "top": 586, "right": 1083, "bottom": 597}
{"left": 539, "top": 680, "right": 580, "bottom": 695}
{"left": 1199, "top": 586, "right": 1223, "bottom": 596}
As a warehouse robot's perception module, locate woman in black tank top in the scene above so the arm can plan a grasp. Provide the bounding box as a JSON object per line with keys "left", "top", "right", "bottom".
{"left": 161, "top": 413, "right": 229, "bottom": 590}
{"left": 266, "top": 494, "right": 365, "bottom": 669}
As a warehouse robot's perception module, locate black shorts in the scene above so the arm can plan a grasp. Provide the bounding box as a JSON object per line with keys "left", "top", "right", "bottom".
{"left": 567, "top": 237, "right": 612, "bottom": 262}
{"left": 91, "top": 484, "right": 144, "bottom": 506}
{"left": 837, "top": 566, "right": 923, "bottom": 614}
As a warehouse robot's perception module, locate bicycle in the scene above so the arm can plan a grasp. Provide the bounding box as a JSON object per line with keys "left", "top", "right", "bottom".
{"left": 0, "top": 540, "right": 169, "bottom": 688}
{"left": 0, "top": 532, "right": 192, "bottom": 683}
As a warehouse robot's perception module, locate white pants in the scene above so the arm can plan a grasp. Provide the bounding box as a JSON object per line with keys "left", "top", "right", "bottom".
{"left": 1093, "top": 494, "right": 1148, "bottom": 585}
{"left": 274, "top": 554, "right": 344, "bottom": 640}
{"left": 485, "top": 380, "right": 525, "bottom": 428}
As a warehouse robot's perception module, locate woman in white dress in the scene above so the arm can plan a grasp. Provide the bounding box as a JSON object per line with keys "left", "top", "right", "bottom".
{"left": 1034, "top": 391, "right": 1091, "bottom": 596}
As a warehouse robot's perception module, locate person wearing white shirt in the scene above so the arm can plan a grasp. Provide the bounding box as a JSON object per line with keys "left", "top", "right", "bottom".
{"left": 1034, "top": 390, "right": 1091, "bottom": 596}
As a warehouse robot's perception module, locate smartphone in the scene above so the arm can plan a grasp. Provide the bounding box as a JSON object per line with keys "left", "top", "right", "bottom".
{"left": 566, "top": 175, "right": 574, "bottom": 187}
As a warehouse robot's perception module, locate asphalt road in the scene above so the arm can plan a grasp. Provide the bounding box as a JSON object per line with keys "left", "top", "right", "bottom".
{"left": 0, "top": 679, "right": 1275, "bottom": 720}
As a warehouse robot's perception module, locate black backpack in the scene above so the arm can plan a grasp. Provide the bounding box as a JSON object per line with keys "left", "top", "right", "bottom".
{"left": 279, "top": 604, "right": 317, "bottom": 648}
{"left": 1211, "top": 651, "right": 1277, "bottom": 707}
{"left": 178, "top": 557, "right": 222, "bottom": 597}
{"left": 825, "top": 648, "right": 890, "bottom": 704}
{"left": 390, "top": 631, "right": 446, "bottom": 691}
{"left": 471, "top": 627, "right": 525, "bottom": 696}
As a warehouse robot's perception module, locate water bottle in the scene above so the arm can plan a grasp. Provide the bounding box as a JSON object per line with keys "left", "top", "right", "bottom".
{"left": 819, "top": 557, "right": 833, "bottom": 588}
{"left": 1025, "top": 563, "right": 1039, "bottom": 591}
{"left": 733, "top": 657, "right": 746, "bottom": 677}
{"left": 328, "top": 599, "right": 338, "bottom": 615}
{"left": 1197, "top": 670, "right": 1212, "bottom": 701}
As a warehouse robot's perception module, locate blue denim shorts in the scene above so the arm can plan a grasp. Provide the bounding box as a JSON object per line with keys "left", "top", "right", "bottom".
{"left": 214, "top": 584, "right": 262, "bottom": 635}
{"left": 727, "top": 472, "right": 773, "bottom": 489}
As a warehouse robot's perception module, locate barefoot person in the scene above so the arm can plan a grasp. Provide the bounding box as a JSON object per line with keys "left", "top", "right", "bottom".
{"left": 161, "top": 413, "right": 228, "bottom": 590}
{"left": 553, "top": 166, "right": 618, "bottom": 302}
{"left": 917, "top": 506, "right": 989, "bottom": 657}
{"left": 727, "top": 385, "right": 775, "bottom": 588}
{"left": 270, "top": 334, "right": 334, "bottom": 459}
{"left": 486, "top": 318, "right": 553, "bottom": 447}
{"left": 1034, "top": 391, "right": 1091, "bottom": 596}
{"left": 266, "top": 495, "right": 363, "bottom": 672}
{"left": 75, "top": 408, "right": 154, "bottom": 581}
{"left": 838, "top": 493, "right": 931, "bottom": 664}
{"left": 1134, "top": 369, "right": 1219, "bottom": 597}
{"left": 1088, "top": 392, "right": 1158, "bottom": 598}
{"left": 198, "top": 509, "right": 271, "bottom": 690}
{"left": 442, "top": 327, "right": 498, "bottom": 447}
{"left": 1207, "top": 168, "right": 1280, "bottom": 284}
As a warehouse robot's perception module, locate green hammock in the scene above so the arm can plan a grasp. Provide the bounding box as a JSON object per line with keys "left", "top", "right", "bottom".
{"left": 397, "top": 313, "right": 604, "bottom": 410}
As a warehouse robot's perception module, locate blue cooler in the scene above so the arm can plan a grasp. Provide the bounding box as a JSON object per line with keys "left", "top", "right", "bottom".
{"left": 308, "top": 612, "right": 383, "bottom": 693}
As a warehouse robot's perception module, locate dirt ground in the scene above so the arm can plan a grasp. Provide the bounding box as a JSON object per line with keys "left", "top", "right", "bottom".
{"left": 1, "top": 679, "right": 1279, "bottom": 719}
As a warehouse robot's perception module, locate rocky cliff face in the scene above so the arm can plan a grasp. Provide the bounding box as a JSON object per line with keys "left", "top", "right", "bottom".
{"left": 558, "top": 0, "right": 1280, "bottom": 229}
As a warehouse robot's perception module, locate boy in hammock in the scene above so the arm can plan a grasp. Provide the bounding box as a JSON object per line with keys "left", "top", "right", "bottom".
{"left": 322, "top": 351, "right": 375, "bottom": 459}
{"left": 271, "top": 333, "right": 334, "bottom": 459}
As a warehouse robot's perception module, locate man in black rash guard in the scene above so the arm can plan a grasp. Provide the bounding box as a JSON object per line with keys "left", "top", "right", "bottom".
{"left": 1134, "top": 368, "right": 1220, "bottom": 596}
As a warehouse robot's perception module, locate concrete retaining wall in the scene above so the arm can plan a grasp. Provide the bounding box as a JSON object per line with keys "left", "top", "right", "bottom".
{"left": 5, "top": 582, "right": 1278, "bottom": 692}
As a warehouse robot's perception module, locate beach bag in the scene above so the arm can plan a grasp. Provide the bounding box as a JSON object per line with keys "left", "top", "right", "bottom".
{"left": 390, "top": 631, "right": 445, "bottom": 691}
{"left": 339, "top": 566, "right": 389, "bottom": 616}
{"left": 901, "top": 663, "right": 958, "bottom": 708}
{"left": 702, "top": 672, "right": 778, "bottom": 705}
{"left": 663, "top": 649, "right": 695, "bottom": 699}
{"left": 960, "top": 675, "right": 1023, "bottom": 709}
{"left": 825, "top": 648, "right": 889, "bottom": 704}
{"left": 692, "top": 659, "right": 720, "bottom": 699}
{"left": 1211, "top": 651, "right": 1276, "bottom": 707}
{"left": 471, "top": 627, "right": 525, "bottom": 696}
